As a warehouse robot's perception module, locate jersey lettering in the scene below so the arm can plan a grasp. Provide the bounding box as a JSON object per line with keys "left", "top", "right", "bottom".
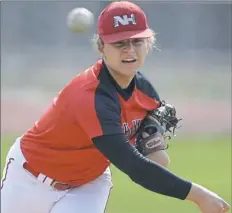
{"left": 122, "top": 118, "right": 142, "bottom": 139}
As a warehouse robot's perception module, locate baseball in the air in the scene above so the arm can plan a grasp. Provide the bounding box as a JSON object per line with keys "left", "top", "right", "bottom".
{"left": 67, "top": 7, "right": 94, "bottom": 33}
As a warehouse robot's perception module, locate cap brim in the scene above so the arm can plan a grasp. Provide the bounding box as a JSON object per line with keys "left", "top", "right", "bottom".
{"left": 101, "top": 28, "right": 153, "bottom": 44}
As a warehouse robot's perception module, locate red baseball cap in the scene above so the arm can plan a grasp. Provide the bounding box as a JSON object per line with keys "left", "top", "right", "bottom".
{"left": 97, "top": 1, "right": 153, "bottom": 44}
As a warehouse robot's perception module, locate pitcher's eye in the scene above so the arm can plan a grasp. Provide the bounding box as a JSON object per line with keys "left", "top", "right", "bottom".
{"left": 112, "top": 39, "right": 144, "bottom": 48}
{"left": 132, "top": 39, "right": 145, "bottom": 45}
{"left": 113, "top": 41, "right": 126, "bottom": 48}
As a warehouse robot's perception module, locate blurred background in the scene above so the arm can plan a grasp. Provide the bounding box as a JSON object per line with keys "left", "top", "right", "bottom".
{"left": 1, "top": 1, "right": 231, "bottom": 213}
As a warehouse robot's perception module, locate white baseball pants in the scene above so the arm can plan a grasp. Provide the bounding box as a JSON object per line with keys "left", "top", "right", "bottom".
{"left": 1, "top": 138, "right": 113, "bottom": 213}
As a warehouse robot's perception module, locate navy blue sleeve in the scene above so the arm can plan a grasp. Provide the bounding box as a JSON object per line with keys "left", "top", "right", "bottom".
{"left": 93, "top": 134, "right": 192, "bottom": 200}
{"left": 94, "top": 84, "right": 124, "bottom": 136}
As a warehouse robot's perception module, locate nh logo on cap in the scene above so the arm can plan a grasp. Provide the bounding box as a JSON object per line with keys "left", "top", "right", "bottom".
{"left": 113, "top": 14, "right": 136, "bottom": 27}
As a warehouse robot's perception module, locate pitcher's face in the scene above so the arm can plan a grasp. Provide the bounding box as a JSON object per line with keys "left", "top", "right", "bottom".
{"left": 101, "top": 38, "right": 149, "bottom": 77}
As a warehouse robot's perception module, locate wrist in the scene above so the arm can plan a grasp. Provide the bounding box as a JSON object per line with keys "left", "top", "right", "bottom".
{"left": 185, "top": 182, "right": 206, "bottom": 204}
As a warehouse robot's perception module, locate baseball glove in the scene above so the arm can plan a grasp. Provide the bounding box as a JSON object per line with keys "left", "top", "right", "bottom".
{"left": 135, "top": 101, "right": 181, "bottom": 156}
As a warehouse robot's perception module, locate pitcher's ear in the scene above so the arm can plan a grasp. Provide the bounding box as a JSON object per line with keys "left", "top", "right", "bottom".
{"left": 91, "top": 34, "right": 104, "bottom": 54}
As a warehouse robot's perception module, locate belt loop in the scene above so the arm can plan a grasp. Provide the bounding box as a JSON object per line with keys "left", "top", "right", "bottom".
{"left": 37, "top": 174, "right": 54, "bottom": 186}
{"left": 37, "top": 174, "right": 47, "bottom": 183}
{"left": 44, "top": 177, "right": 54, "bottom": 186}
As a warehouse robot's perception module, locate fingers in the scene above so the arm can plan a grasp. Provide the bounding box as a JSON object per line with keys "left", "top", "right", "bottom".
{"left": 222, "top": 201, "right": 230, "bottom": 212}
{"left": 218, "top": 199, "right": 230, "bottom": 213}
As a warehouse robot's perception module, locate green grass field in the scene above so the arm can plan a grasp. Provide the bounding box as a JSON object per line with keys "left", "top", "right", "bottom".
{"left": 1, "top": 134, "right": 231, "bottom": 213}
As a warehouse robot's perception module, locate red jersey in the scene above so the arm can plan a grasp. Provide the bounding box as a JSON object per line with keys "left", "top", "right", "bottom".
{"left": 21, "top": 59, "right": 160, "bottom": 186}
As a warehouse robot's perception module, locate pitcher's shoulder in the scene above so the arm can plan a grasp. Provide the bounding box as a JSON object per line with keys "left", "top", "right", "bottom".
{"left": 68, "top": 60, "right": 103, "bottom": 89}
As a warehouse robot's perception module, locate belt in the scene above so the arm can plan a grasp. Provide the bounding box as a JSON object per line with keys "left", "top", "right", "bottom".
{"left": 23, "top": 162, "right": 74, "bottom": 191}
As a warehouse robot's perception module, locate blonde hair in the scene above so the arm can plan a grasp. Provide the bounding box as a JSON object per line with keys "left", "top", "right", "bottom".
{"left": 91, "top": 29, "right": 157, "bottom": 53}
